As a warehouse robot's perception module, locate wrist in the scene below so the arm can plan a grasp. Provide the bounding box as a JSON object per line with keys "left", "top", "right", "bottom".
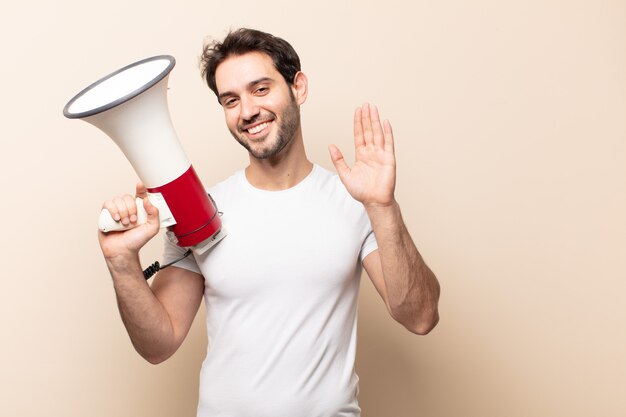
{"left": 364, "top": 199, "right": 403, "bottom": 231}
{"left": 104, "top": 251, "right": 142, "bottom": 274}
{"left": 364, "top": 198, "right": 399, "bottom": 213}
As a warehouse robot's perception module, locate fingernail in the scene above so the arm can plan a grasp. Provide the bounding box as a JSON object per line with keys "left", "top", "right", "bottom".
{"left": 114, "top": 214, "right": 121, "bottom": 221}
{"left": 130, "top": 214, "right": 137, "bottom": 223}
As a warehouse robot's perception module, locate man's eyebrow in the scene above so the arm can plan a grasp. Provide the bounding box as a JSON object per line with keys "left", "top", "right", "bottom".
{"left": 218, "top": 77, "right": 275, "bottom": 102}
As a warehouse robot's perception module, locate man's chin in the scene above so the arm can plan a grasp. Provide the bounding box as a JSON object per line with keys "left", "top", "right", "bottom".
{"left": 249, "top": 147, "right": 279, "bottom": 160}
{"left": 236, "top": 140, "right": 272, "bottom": 160}
{"left": 232, "top": 127, "right": 292, "bottom": 160}
{"left": 249, "top": 139, "right": 290, "bottom": 160}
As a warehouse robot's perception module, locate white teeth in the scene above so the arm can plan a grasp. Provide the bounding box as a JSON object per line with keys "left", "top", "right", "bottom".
{"left": 248, "top": 122, "right": 269, "bottom": 134}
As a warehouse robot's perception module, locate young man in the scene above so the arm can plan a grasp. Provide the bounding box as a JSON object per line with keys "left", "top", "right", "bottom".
{"left": 99, "top": 28, "right": 440, "bottom": 417}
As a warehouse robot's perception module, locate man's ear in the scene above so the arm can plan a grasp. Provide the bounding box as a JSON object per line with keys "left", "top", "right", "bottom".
{"left": 291, "top": 71, "right": 308, "bottom": 105}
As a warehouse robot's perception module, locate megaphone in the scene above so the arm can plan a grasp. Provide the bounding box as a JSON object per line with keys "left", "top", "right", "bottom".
{"left": 63, "top": 55, "right": 225, "bottom": 254}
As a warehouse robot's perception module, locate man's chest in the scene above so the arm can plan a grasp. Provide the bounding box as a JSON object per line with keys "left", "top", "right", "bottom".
{"left": 195, "top": 195, "right": 364, "bottom": 299}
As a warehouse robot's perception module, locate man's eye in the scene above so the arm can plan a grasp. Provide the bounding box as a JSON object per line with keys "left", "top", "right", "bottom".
{"left": 223, "top": 98, "right": 238, "bottom": 107}
{"left": 255, "top": 87, "right": 269, "bottom": 95}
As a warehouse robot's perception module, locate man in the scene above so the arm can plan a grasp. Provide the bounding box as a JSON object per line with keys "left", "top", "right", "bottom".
{"left": 99, "top": 28, "right": 440, "bottom": 417}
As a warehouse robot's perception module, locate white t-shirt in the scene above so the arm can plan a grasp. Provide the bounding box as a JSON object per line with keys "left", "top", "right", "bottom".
{"left": 163, "top": 164, "right": 378, "bottom": 417}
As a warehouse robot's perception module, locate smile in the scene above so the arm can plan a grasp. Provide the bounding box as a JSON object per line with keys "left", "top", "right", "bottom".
{"left": 247, "top": 121, "right": 271, "bottom": 135}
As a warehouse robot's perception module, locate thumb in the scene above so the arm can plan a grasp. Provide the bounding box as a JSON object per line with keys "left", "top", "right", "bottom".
{"left": 135, "top": 181, "right": 148, "bottom": 199}
{"left": 328, "top": 144, "right": 351, "bottom": 180}
{"left": 142, "top": 196, "right": 160, "bottom": 225}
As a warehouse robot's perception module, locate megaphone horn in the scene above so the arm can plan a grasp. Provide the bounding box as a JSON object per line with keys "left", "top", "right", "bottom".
{"left": 63, "top": 55, "right": 225, "bottom": 254}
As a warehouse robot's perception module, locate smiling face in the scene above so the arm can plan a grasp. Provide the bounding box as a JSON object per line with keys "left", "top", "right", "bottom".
{"left": 215, "top": 52, "right": 305, "bottom": 160}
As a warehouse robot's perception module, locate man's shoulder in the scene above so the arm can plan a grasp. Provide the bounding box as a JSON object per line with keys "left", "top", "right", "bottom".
{"left": 206, "top": 169, "right": 243, "bottom": 193}
{"left": 311, "top": 163, "right": 342, "bottom": 189}
{"left": 310, "top": 164, "right": 364, "bottom": 209}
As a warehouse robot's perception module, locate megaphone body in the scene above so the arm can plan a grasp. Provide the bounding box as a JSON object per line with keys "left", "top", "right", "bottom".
{"left": 63, "top": 55, "right": 225, "bottom": 254}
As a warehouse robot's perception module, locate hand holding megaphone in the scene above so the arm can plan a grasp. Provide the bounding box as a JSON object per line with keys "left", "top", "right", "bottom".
{"left": 97, "top": 184, "right": 164, "bottom": 259}
{"left": 99, "top": 192, "right": 176, "bottom": 233}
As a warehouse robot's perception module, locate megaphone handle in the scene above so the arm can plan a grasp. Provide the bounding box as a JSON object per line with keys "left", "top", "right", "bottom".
{"left": 98, "top": 195, "right": 176, "bottom": 232}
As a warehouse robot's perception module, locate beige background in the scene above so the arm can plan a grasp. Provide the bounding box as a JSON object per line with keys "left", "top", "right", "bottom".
{"left": 1, "top": 1, "right": 624, "bottom": 416}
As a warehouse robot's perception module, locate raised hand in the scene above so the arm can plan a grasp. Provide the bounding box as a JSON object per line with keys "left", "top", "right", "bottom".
{"left": 329, "top": 103, "right": 396, "bottom": 208}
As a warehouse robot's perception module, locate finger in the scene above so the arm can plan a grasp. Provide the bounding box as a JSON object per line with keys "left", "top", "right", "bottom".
{"left": 361, "top": 103, "right": 374, "bottom": 146}
{"left": 112, "top": 196, "right": 131, "bottom": 225}
{"left": 328, "top": 145, "right": 351, "bottom": 181}
{"left": 135, "top": 182, "right": 148, "bottom": 198}
{"left": 353, "top": 107, "right": 365, "bottom": 148}
{"left": 143, "top": 196, "right": 160, "bottom": 227}
{"left": 102, "top": 200, "right": 121, "bottom": 222}
{"left": 383, "top": 119, "right": 395, "bottom": 154}
{"left": 370, "top": 105, "right": 384, "bottom": 147}
{"left": 122, "top": 194, "right": 138, "bottom": 223}
{"left": 143, "top": 195, "right": 156, "bottom": 214}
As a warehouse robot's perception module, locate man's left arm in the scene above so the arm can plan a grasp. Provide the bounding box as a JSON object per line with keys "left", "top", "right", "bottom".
{"left": 362, "top": 204, "right": 440, "bottom": 335}
{"left": 329, "top": 103, "right": 440, "bottom": 335}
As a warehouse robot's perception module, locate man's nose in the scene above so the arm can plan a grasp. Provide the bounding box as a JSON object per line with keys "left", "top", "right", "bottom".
{"left": 240, "top": 96, "right": 260, "bottom": 121}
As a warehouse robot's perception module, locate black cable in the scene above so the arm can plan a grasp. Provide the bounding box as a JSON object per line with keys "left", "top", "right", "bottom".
{"left": 142, "top": 193, "right": 220, "bottom": 280}
{"left": 143, "top": 249, "right": 193, "bottom": 280}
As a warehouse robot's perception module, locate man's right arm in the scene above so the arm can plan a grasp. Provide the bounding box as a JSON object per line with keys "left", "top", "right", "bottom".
{"left": 99, "top": 184, "right": 204, "bottom": 364}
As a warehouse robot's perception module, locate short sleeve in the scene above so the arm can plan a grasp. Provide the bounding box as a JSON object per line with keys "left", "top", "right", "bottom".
{"left": 162, "top": 233, "right": 202, "bottom": 275}
{"left": 359, "top": 229, "right": 378, "bottom": 262}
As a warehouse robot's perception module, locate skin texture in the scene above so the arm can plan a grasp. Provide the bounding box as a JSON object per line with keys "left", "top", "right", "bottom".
{"left": 99, "top": 51, "right": 440, "bottom": 364}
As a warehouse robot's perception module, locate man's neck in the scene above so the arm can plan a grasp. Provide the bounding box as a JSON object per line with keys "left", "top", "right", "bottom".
{"left": 245, "top": 135, "right": 313, "bottom": 191}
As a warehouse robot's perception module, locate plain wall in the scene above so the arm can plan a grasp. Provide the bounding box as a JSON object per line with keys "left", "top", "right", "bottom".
{"left": 0, "top": 1, "right": 624, "bottom": 416}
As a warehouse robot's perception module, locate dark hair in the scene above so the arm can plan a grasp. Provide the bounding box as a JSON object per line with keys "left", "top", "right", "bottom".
{"left": 200, "top": 28, "right": 301, "bottom": 97}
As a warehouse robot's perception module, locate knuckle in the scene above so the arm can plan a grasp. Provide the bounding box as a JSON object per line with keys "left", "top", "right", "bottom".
{"left": 123, "top": 195, "right": 137, "bottom": 214}
{"left": 114, "top": 198, "right": 129, "bottom": 214}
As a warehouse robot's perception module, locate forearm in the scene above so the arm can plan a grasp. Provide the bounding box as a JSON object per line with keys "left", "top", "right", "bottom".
{"left": 105, "top": 254, "right": 177, "bottom": 363}
{"left": 366, "top": 201, "right": 440, "bottom": 334}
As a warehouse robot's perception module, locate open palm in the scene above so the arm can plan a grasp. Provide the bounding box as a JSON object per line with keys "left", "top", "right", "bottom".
{"left": 329, "top": 103, "right": 396, "bottom": 207}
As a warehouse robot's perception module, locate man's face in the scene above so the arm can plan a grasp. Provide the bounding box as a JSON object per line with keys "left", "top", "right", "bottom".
{"left": 215, "top": 52, "right": 301, "bottom": 160}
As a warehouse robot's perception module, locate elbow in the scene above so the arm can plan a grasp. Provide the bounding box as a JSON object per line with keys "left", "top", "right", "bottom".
{"left": 144, "top": 354, "right": 168, "bottom": 365}
{"left": 388, "top": 266, "right": 441, "bottom": 335}
{"left": 142, "top": 351, "right": 174, "bottom": 365}
{"left": 391, "top": 306, "right": 440, "bottom": 335}
{"left": 406, "top": 311, "right": 439, "bottom": 335}
{"left": 134, "top": 344, "right": 175, "bottom": 365}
